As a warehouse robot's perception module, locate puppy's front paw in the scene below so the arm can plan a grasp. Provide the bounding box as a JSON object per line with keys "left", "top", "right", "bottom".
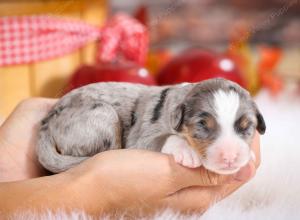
{"left": 161, "top": 136, "right": 201, "bottom": 168}
{"left": 173, "top": 146, "right": 202, "bottom": 168}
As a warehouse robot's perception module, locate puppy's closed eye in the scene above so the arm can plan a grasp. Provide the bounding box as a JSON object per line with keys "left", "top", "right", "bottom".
{"left": 197, "top": 112, "right": 215, "bottom": 131}
{"left": 235, "top": 115, "right": 254, "bottom": 135}
{"left": 198, "top": 119, "right": 208, "bottom": 128}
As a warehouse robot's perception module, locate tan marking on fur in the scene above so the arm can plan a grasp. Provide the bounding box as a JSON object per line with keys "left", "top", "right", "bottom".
{"left": 114, "top": 121, "right": 123, "bottom": 149}
{"left": 55, "top": 144, "right": 61, "bottom": 154}
{"left": 181, "top": 126, "right": 212, "bottom": 158}
{"left": 239, "top": 116, "right": 251, "bottom": 131}
{"left": 201, "top": 114, "right": 216, "bottom": 130}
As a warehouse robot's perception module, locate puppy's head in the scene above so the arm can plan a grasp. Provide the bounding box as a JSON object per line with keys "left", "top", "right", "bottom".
{"left": 170, "top": 78, "right": 266, "bottom": 174}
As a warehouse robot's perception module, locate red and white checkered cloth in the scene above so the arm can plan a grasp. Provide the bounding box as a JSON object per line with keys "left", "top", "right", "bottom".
{"left": 0, "top": 14, "right": 148, "bottom": 67}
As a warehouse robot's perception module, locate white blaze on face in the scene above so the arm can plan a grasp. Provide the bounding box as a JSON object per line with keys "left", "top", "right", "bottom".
{"left": 214, "top": 90, "right": 240, "bottom": 134}
{"left": 203, "top": 90, "right": 251, "bottom": 174}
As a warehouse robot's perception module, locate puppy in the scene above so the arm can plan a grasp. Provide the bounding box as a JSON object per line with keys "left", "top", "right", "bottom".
{"left": 37, "top": 78, "right": 266, "bottom": 174}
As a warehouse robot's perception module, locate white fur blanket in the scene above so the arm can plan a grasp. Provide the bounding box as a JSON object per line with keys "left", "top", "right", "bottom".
{"left": 11, "top": 90, "right": 300, "bottom": 219}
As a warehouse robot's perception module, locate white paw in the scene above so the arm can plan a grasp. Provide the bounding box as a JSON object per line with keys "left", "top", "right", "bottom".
{"left": 161, "top": 135, "right": 202, "bottom": 168}
{"left": 174, "top": 146, "right": 202, "bottom": 168}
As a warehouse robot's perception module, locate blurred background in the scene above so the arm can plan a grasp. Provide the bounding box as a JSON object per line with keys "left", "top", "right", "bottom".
{"left": 1, "top": 1, "right": 299, "bottom": 217}
{"left": 0, "top": 0, "right": 299, "bottom": 119}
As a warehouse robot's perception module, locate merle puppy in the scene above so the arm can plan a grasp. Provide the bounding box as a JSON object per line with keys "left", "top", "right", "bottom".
{"left": 37, "top": 78, "right": 265, "bottom": 174}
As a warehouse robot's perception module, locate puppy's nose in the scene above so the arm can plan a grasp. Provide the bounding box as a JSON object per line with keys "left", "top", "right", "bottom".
{"left": 220, "top": 152, "right": 238, "bottom": 166}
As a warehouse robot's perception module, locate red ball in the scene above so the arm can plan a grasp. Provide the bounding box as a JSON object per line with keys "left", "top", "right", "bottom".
{"left": 66, "top": 62, "right": 156, "bottom": 92}
{"left": 157, "top": 49, "right": 246, "bottom": 87}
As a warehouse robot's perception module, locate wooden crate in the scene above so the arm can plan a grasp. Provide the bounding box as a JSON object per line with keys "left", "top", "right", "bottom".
{"left": 0, "top": 0, "right": 107, "bottom": 117}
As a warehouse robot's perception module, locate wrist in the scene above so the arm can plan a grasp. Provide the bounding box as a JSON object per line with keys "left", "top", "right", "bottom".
{"left": 0, "top": 173, "right": 73, "bottom": 216}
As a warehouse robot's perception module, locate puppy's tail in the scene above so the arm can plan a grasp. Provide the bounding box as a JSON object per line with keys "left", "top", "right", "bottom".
{"left": 37, "top": 130, "right": 88, "bottom": 173}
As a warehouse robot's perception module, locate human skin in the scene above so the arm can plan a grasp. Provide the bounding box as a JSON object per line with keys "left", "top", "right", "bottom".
{"left": 0, "top": 98, "right": 260, "bottom": 217}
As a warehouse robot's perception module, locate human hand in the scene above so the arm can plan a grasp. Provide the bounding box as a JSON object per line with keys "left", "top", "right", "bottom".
{"left": 0, "top": 98, "right": 57, "bottom": 181}
{"left": 63, "top": 133, "right": 260, "bottom": 216}
{"left": 0, "top": 98, "right": 260, "bottom": 217}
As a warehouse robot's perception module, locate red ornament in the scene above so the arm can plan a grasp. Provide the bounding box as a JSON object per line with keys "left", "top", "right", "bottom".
{"left": 98, "top": 13, "right": 149, "bottom": 65}
{"left": 66, "top": 62, "right": 156, "bottom": 93}
{"left": 157, "top": 49, "right": 246, "bottom": 87}
{"left": 134, "top": 5, "right": 148, "bottom": 27}
{"left": 65, "top": 13, "right": 153, "bottom": 92}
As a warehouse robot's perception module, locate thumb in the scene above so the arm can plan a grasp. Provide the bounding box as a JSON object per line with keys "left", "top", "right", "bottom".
{"left": 164, "top": 162, "right": 256, "bottom": 213}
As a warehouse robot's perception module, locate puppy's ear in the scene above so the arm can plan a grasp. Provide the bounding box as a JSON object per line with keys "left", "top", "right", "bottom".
{"left": 253, "top": 102, "right": 266, "bottom": 134}
{"left": 170, "top": 104, "right": 185, "bottom": 131}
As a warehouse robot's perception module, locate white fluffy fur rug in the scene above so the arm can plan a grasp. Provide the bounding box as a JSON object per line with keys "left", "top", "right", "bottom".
{"left": 11, "top": 89, "right": 300, "bottom": 219}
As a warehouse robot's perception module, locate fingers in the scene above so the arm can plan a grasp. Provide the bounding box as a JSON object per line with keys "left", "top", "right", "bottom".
{"left": 0, "top": 98, "right": 58, "bottom": 181}
{"left": 229, "top": 161, "right": 256, "bottom": 182}
{"left": 169, "top": 161, "right": 237, "bottom": 191}
{"left": 164, "top": 161, "right": 257, "bottom": 213}
{"left": 170, "top": 159, "right": 256, "bottom": 190}
{"left": 251, "top": 132, "right": 261, "bottom": 168}
{"left": 0, "top": 98, "right": 58, "bottom": 162}
{"left": 1, "top": 98, "right": 57, "bottom": 127}
{"left": 16, "top": 98, "right": 58, "bottom": 114}
{"left": 167, "top": 140, "right": 259, "bottom": 208}
{"left": 3, "top": 98, "right": 58, "bottom": 127}
{"left": 163, "top": 185, "right": 217, "bottom": 213}
{"left": 217, "top": 161, "right": 256, "bottom": 200}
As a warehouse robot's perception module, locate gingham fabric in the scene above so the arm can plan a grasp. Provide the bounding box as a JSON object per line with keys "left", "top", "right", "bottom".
{"left": 0, "top": 14, "right": 148, "bottom": 67}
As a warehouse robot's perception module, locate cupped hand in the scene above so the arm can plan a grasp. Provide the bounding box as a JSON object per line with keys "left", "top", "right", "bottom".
{"left": 0, "top": 98, "right": 57, "bottom": 181}
{"left": 64, "top": 132, "right": 260, "bottom": 216}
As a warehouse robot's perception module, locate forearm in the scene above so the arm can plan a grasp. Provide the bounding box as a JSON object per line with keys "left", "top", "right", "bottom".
{"left": 0, "top": 172, "right": 108, "bottom": 218}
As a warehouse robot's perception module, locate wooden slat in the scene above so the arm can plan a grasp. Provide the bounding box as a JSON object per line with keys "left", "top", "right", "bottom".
{"left": 82, "top": 0, "right": 107, "bottom": 26}
{"left": 31, "top": 51, "right": 81, "bottom": 98}
{"left": 0, "top": 0, "right": 107, "bottom": 116}
{"left": 30, "top": 10, "right": 83, "bottom": 98}
{"left": 80, "top": 0, "right": 107, "bottom": 64}
{"left": 0, "top": 66, "right": 31, "bottom": 116}
{"left": 0, "top": 1, "right": 83, "bottom": 16}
